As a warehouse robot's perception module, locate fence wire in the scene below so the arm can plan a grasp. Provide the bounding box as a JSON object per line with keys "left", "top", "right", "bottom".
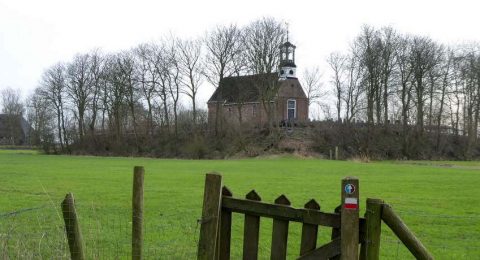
{"left": 0, "top": 202, "right": 200, "bottom": 259}
{"left": 377, "top": 208, "right": 480, "bottom": 259}
{"left": 1, "top": 202, "right": 479, "bottom": 259}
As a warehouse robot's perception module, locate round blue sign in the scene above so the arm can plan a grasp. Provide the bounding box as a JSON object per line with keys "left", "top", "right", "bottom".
{"left": 344, "top": 184, "right": 355, "bottom": 194}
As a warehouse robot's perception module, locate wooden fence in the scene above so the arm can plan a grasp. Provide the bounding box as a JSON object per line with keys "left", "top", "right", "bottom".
{"left": 59, "top": 167, "right": 433, "bottom": 260}
{"left": 197, "top": 173, "right": 434, "bottom": 260}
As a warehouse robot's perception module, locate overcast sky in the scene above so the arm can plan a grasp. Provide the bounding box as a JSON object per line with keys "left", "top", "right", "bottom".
{"left": 1, "top": 0, "right": 479, "bottom": 108}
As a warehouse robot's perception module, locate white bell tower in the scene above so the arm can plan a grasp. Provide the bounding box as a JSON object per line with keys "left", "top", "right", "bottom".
{"left": 278, "top": 27, "right": 297, "bottom": 80}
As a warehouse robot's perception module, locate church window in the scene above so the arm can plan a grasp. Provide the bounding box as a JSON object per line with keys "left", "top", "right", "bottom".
{"left": 287, "top": 99, "right": 296, "bottom": 121}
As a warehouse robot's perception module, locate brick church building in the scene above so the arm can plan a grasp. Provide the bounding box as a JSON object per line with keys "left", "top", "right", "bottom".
{"left": 207, "top": 40, "right": 309, "bottom": 126}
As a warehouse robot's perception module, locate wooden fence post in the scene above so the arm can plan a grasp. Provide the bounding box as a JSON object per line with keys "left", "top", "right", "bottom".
{"left": 132, "top": 166, "right": 144, "bottom": 260}
{"left": 198, "top": 173, "right": 223, "bottom": 260}
{"left": 61, "top": 193, "right": 85, "bottom": 260}
{"left": 340, "top": 177, "right": 359, "bottom": 260}
{"left": 360, "top": 198, "right": 383, "bottom": 260}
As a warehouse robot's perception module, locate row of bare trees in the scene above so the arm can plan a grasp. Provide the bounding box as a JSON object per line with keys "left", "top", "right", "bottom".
{"left": 22, "top": 17, "right": 305, "bottom": 155}
{"left": 326, "top": 25, "right": 480, "bottom": 158}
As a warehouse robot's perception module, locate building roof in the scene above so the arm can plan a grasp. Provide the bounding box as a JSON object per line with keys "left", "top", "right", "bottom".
{"left": 0, "top": 114, "right": 30, "bottom": 137}
{"left": 208, "top": 73, "right": 303, "bottom": 104}
{"left": 281, "top": 41, "right": 296, "bottom": 48}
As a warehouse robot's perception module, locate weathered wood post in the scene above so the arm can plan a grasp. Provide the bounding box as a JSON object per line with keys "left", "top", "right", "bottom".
{"left": 198, "top": 173, "right": 223, "bottom": 260}
{"left": 61, "top": 193, "right": 85, "bottom": 260}
{"left": 340, "top": 177, "right": 359, "bottom": 260}
{"left": 360, "top": 198, "right": 383, "bottom": 260}
{"left": 132, "top": 166, "right": 145, "bottom": 260}
{"left": 381, "top": 204, "right": 433, "bottom": 259}
{"left": 335, "top": 146, "right": 339, "bottom": 160}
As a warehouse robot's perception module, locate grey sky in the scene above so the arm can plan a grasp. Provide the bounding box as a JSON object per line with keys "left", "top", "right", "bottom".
{"left": 1, "top": 0, "right": 479, "bottom": 109}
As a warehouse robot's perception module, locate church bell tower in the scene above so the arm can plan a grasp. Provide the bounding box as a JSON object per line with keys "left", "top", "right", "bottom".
{"left": 278, "top": 35, "right": 297, "bottom": 80}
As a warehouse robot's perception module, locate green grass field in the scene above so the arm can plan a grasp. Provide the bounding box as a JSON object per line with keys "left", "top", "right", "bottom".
{"left": 1, "top": 150, "right": 479, "bottom": 259}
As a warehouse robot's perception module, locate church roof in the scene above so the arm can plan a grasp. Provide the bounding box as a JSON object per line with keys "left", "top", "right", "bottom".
{"left": 208, "top": 73, "right": 302, "bottom": 104}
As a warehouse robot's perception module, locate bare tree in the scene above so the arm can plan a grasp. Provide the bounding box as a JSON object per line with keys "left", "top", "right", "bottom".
{"left": 27, "top": 88, "right": 53, "bottom": 147}
{"left": 166, "top": 37, "right": 182, "bottom": 138}
{"left": 301, "top": 66, "right": 324, "bottom": 106}
{"left": 244, "top": 17, "right": 287, "bottom": 129}
{"left": 133, "top": 43, "right": 157, "bottom": 136}
{"left": 87, "top": 49, "right": 104, "bottom": 138}
{"left": 204, "top": 24, "right": 244, "bottom": 133}
{"left": 394, "top": 34, "right": 414, "bottom": 155}
{"left": 327, "top": 52, "right": 346, "bottom": 122}
{"left": 151, "top": 40, "right": 171, "bottom": 129}
{"left": 435, "top": 48, "right": 453, "bottom": 150}
{"left": 1, "top": 87, "right": 24, "bottom": 115}
{"left": 39, "top": 63, "right": 69, "bottom": 151}
{"left": 410, "top": 36, "right": 441, "bottom": 133}
{"left": 0, "top": 87, "right": 25, "bottom": 145}
{"left": 379, "top": 27, "right": 398, "bottom": 125}
{"left": 356, "top": 25, "right": 382, "bottom": 125}
{"left": 243, "top": 17, "right": 286, "bottom": 74}
{"left": 177, "top": 38, "right": 203, "bottom": 123}
{"left": 342, "top": 51, "right": 363, "bottom": 122}
{"left": 66, "top": 53, "right": 94, "bottom": 141}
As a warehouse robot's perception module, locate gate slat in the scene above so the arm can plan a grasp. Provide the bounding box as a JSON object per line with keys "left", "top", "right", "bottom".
{"left": 243, "top": 190, "right": 261, "bottom": 260}
{"left": 218, "top": 186, "right": 233, "bottom": 260}
{"left": 271, "top": 195, "right": 291, "bottom": 260}
{"left": 329, "top": 205, "right": 341, "bottom": 260}
{"left": 300, "top": 199, "right": 320, "bottom": 256}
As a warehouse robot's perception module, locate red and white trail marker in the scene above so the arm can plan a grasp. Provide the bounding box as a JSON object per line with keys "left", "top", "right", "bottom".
{"left": 344, "top": 198, "right": 358, "bottom": 209}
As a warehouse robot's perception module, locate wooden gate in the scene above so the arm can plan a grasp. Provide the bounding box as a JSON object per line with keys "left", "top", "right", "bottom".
{"left": 197, "top": 173, "right": 364, "bottom": 260}
{"left": 197, "top": 173, "right": 433, "bottom": 260}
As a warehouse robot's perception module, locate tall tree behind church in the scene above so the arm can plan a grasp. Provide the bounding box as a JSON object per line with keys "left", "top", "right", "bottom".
{"left": 204, "top": 24, "right": 243, "bottom": 134}
{"left": 244, "top": 17, "right": 286, "bottom": 128}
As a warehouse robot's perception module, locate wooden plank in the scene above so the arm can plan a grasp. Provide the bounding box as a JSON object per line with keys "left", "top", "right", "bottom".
{"left": 218, "top": 186, "right": 233, "bottom": 260}
{"left": 61, "top": 193, "right": 85, "bottom": 260}
{"left": 300, "top": 199, "right": 320, "bottom": 256}
{"left": 330, "top": 205, "right": 342, "bottom": 260}
{"left": 331, "top": 205, "right": 341, "bottom": 240}
{"left": 297, "top": 238, "right": 341, "bottom": 260}
{"left": 271, "top": 195, "right": 291, "bottom": 260}
{"left": 340, "top": 177, "right": 359, "bottom": 260}
{"left": 198, "top": 173, "right": 223, "bottom": 260}
{"left": 222, "top": 197, "right": 341, "bottom": 228}
{"left": 360, "top": 198, "right": 383, "bottom": 260}
{"left": 132, "top": 166, "right": 144, "bottom": 260}
{"left": 381, "top": 204, "right": 434, "bottom": 260}
{"left": 243, "top": 190, "right": 262, "bottom": 260}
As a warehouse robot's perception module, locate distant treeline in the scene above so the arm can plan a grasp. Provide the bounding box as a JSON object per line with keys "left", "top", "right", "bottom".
{"left": 323, "top": 25, "right": 480, "bottom": 159}
{"left": 0, "top": 20, "right": 479, "bottom": 159}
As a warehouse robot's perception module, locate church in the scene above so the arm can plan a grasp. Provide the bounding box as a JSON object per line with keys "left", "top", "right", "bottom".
{"left": 207, "top": 40, "right": 309, "bottom": 126}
